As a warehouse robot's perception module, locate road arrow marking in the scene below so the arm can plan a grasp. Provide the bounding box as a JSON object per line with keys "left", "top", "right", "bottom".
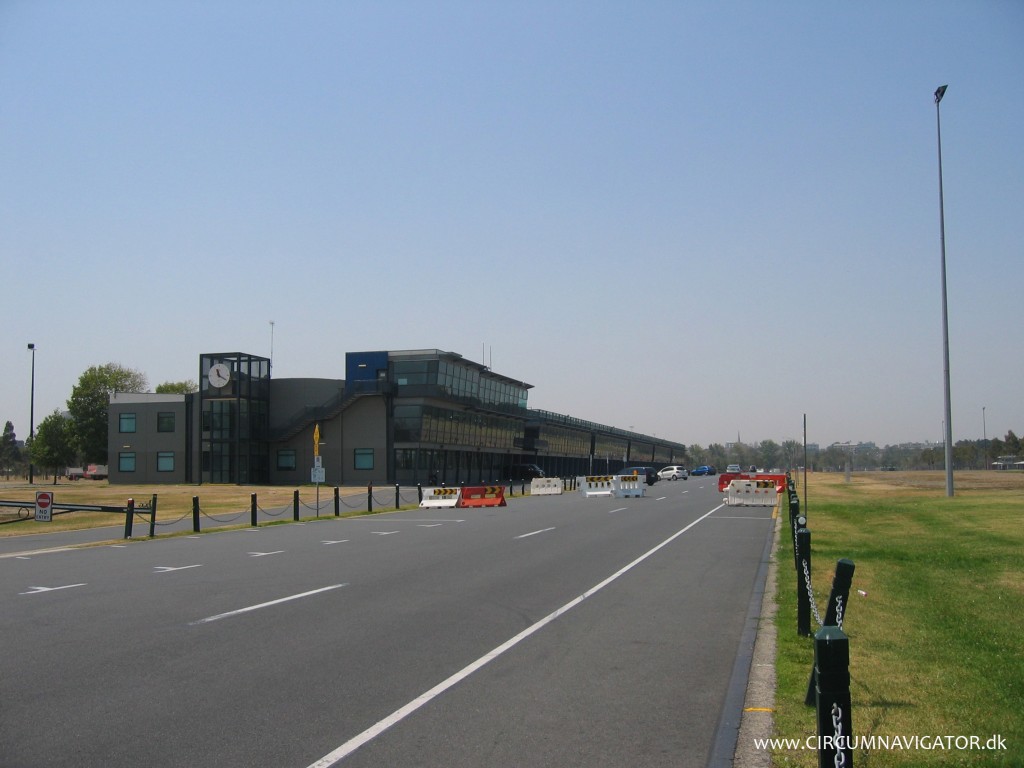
{"left": 154, "top": 565, "right": 203, "bottom": 573}
{"left": 20, "top": 583, "right": 87, "bottom": 595}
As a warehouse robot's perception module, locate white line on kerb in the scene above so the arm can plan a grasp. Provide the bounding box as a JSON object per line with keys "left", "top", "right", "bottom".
{"left": 306, "top": 504, "right": 725, "bottom": 768}
{"left": 515, "top": 527, "right": 555, "bottom": 539}
{"left": 190, "top": 584, "right": 347, "bottom": 625}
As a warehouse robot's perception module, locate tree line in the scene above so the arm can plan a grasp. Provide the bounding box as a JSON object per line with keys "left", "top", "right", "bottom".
{"left": 686, "top": 432, "right": 1021, "bottom": 473}
{"left": 0, "top": 363, "right": 196, "bottom": 481}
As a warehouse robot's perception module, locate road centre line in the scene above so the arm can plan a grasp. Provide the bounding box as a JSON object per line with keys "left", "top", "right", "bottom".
{"left": 306, "top": 504, "right": 726, "bottom": 768}
{"left": 190, "top": 584, "right": 347, "bottom": 626}
{"left": 515, "top": 527, "right": 556, "bottom": 539}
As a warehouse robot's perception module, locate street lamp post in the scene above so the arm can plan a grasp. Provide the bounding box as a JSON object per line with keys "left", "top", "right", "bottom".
{"left": 935, "top": 84, "right": 954, "bottom": 497}
{"left": 27, "top": 343, "right": 36, "bottom": 485}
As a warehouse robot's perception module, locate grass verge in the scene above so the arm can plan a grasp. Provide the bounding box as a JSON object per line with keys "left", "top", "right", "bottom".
{"left": 772, "top": 471, "right": 1024, "bottom": 767}
{"left": 0, "top": 480, "right": 378, "bottom": 536}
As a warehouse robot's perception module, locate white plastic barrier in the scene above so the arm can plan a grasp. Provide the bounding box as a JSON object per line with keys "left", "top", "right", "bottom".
{"left": 614, "top": 474, "right": 645, "bottom": 498}
{"left": 579, "top": 476, "right": 615, "bottom": 497}
{"left": 531, "top": 478, "right": 563, "bottom": 496}
{"left": 419, "top": 487, "right": 461, "bottom": 508}
{"left": 723, "top": 479, "right": 779, "bottom": 507}
{"left": 578, "top": 475, "right": 646, "bottom": 498}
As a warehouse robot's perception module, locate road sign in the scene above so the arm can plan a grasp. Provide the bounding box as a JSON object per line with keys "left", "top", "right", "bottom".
{"left": 311, "top": 467, "right": 326, "bottom": 484}
{"left": 35, "top": 491, "right": 53, "bottom": 522}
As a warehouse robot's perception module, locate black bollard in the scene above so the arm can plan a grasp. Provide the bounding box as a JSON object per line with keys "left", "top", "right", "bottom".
{"left": 367, "top": 483, "right": 373, "bottom": 513}
{"left": 251, "top": 492, "right": 258, "bottom": 527}
{"left": 124, "top": 498, "right": 134, "bottom": 539}
{"left": 334, "top": 486, "right": 340, "bottom": 517}
{"left": 149, "top": 494, "right": 158, "bottom": 538}
{"left": 796, "top": 527, "right": 813, "bottom": 637}
{"left": 193, "top": 496, "right": 200, "bottom": 533}
{"left": 395, "top": 484, "right": 400, "bottom": 511}
{"left": 814, "top": 626, "right": 854, "bottom": 767}
{"left": 806, "top": 559, "right": 856, "bottom": 705}
{"left": 293, "top": 490, "right": 299, "bottom": 521}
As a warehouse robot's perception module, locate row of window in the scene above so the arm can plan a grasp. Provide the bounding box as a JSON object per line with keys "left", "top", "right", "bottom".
{"left": 275, "top": 448, "right": 374, "bottom": 471}
{"left": 118, "top": 452, "right": 175, "bottom": 472}
{"left": 391, "top": 359, "right": 528, "bottom": 409}
{"left": 119, "top": 412, "right": 176, "bottom": 433}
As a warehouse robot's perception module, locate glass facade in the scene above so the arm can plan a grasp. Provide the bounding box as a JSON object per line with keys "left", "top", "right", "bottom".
{"left": 200, "top": 353, "right": 271, "bottom": 483}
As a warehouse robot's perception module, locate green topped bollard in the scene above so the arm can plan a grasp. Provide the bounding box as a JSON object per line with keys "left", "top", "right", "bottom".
{"left": 813, "top": 625, "right": 853, "bottom": 767}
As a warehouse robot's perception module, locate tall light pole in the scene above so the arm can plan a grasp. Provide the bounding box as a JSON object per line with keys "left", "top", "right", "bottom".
{"left": 27, "top": 343, "right": 36, "bottom": 485}
{"left": 934, "top": 84, "right": 954, "bottom": 497}
{"left": 982, "top": 406, "right": 987, "bottom": 470}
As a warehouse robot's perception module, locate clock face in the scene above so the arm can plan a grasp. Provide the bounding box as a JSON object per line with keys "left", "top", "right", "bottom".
{"left": 208, "top": 363, "right": 231, "bottom": 388}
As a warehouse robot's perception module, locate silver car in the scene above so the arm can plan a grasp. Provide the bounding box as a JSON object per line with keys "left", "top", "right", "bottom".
{"left": 657, "top": 465, "right": 689, "bottom": 481}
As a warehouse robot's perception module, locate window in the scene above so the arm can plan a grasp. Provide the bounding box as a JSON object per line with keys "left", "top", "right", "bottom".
{"left": 157, "top": 452, "right": 175, "bottom": 472}
{"left": 354, "top": 448, "right": 374, "bottom": 470}
{"left": 119, "top": 452, "right": 136, "bottom": 472}
{"left": 157, "top": 412, "right": 175, "bottom": 432}
{"left": 119, "top": 413, "right": 136, "bottom": 433}
{"left": 277, "top": 449, "right": 297, "bottom": 471}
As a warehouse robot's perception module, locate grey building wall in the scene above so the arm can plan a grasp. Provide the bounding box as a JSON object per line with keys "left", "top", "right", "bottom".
{"left": 108, "top": 393, "right": 188, "bottom": 484}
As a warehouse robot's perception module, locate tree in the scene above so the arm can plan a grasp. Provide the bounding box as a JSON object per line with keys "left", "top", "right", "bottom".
{"left": 758, "top": 439, "right": 781, "bottom": 470}
{"left": 155, "top": 380, "right": 198, "bottom": 394}
{"left": 1, "top": 421, "right": 20, "bottom": 478}
{"left": 30, "top": 410, "right": 77, "bottom": 482}
{"left": 67, "top": 363, "right": 148, "bottom": 463}
{"left": 780, "top": 440, "right": 802, "bottom": 470}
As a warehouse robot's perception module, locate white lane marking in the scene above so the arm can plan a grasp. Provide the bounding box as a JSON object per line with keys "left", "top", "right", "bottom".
{"left": 655, "top": 496, "right": 667, "bottom": 501}
{"left": 154, "top": 565, "right": 202, "bottom": 573}
{"left": 372, "top": 531, "right": 399, "bottom": 536}
{"left": 608, "top": 507, "right": 628, "bottom": 515}
{"left": 418, "top": 524, "right": 443, "bottom": 528}
{"left": 347, "top": 518, "right": 465, "bottom": 523}
{"left": 322, "top": 540, "right": 350, "bottom": 545}
{"left": 190, "top": 584, "right": 348, "bottom": 625}
{"left": 307, "top": 504, "right": 725, "bottom": 768}
{"left": 514, "top": 527, "right": 555, "bottom": 539}
{"left": 20, "top": 583, "right": 87, "bottom": 595}
{"left": 248, "top": 551, "right": 285, "bottom": 557}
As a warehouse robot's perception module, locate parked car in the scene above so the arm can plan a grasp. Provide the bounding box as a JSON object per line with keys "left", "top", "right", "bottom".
{"left": 726, "top": 464, "right": 742, "bottom": 474}
{"left": 508, "top": 463, "right": 545, "bottom": 480}
{"left": 622, "top": 466, "right": 660, "bottom": 485}
{"left": 657, "top": 465, "right": 689, "bottom": 481}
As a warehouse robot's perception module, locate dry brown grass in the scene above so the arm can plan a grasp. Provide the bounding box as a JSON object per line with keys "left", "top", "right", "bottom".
{"left": 795, "top": 469, "right": 1024, "bottom": 499}
{"left": 0, "top": 478, "right": 368, "bottom": 536}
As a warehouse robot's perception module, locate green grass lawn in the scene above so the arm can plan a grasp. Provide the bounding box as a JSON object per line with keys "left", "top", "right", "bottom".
{"left": 772, "top": 471, "right": 1024, "bottom": 767}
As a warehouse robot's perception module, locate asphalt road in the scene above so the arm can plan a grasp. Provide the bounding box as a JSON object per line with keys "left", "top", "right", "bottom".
{"left": 1, "top": 478, "right": 774, "bottom": 768}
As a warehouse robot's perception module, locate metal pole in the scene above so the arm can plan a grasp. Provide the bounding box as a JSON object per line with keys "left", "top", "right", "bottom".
{"left": 935, "top": 84, "right": 954, "bottom": 497}
{"left": 27, "top": 344, "right": 36, "bottom": 485}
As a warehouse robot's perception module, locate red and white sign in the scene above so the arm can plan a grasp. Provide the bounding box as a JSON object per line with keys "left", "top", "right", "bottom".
{"left": 35, "top": 491, "right": 53, "bottom": 522}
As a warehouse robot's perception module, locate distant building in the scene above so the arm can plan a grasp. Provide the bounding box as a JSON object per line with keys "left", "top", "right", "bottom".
{"left": 107, "top": 350, "right": 687, "bottom": 486}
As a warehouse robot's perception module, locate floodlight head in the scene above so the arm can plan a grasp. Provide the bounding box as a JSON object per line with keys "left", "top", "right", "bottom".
{"left": 934, "top": 85, "right": 948, "bottom": 104}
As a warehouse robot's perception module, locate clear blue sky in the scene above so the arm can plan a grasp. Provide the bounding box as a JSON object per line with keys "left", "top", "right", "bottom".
{"left": 2, "top": 1, "right": 1021, "bottom": 451}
